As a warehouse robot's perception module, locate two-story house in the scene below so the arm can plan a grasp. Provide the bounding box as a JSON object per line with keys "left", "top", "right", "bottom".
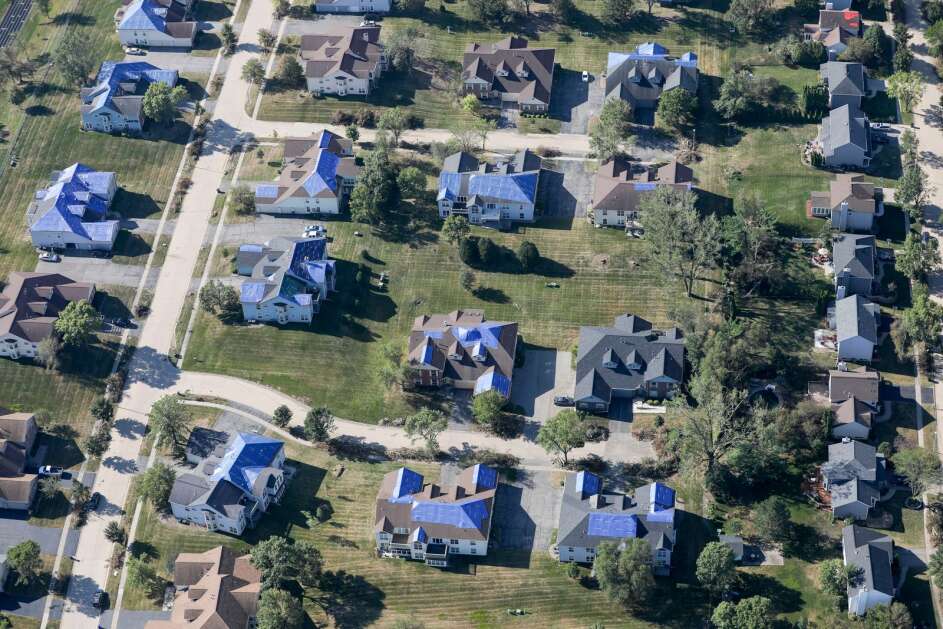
{"left": 820, "top": 62, "right": 885, "bottom": 110}
{"left": 437, "top": 150, "right": 542, "bottom": 227}
{"left": 116, "top": 0, "right": 198, "bottom": 49}
{"left": 0, "top": 409, "right": 38, "bottom": 511}
{"left": 604, "top": 42, "right": 698, "bottom": 116}
{"left": 833, "top": 233, "right": 876, "bottom": 299}
{"left": 843, "top": 525, "right": 895, "bottom": 615}
{"left": 300, "top": 26, "right": 387, "bottom": 97}
{"left": 462, "top": 37, "right": 555, "bottom": 113}
{"left": 375, "top": 465, "right": 498, "bottom": 567}
{"left": 81, "top": 61, "right": 179, "bottom": 134}
{"left": 821, "top": 439, "right": 887, "bottom": 521}
{"left": 804, "top": 10, "right": 863, "bottom": 59}
{"left": 590, "top": 158, "right": 693, "bottom": 229}
{"left": 809, "top": 174, "right": 881, "bottom": 232}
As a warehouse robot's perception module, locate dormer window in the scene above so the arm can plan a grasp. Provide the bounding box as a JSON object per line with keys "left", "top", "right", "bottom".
{"left": 602, "top": 348, "right": 618, "bottom": 369}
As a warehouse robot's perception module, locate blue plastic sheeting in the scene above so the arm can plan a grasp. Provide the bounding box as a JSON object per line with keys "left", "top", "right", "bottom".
{"left": 211, "top": 433, "right": 284, "bottom": 495}
{"left": 467, "top": 172, "right": 538, "bottom": 204}
{"left": 289, "top": 239, "right": 327, "bottom": 277}
{"left": 587, "top": 512, "right": 638, "bottom": 538}
{"left": 318, "top": 129, "right": 334, "bottom": 148}
{"left": 421, "top": 339, "right": 435, "bottom": 366}
{"left": 240, "top": 281, "right": 267, "bottom": 303}
{"left": 32, "top": 206, "right": 86, "bottom": 236}
{"left": 82, "top": 221, "right": 119, "bottom": 243}
{"left": 119, "top": 0, "right": 166, "bottom": 31}
{"left": 303, "top": 151, "right": 340, "bottom": 197}
{"left": 255, "top": 184, "right": 279, "bottom": 199}
{"left": 89, "top": 61, "right": 177, "bottom": 113}
{"left": 471, "top": 464, "right": 497, "bottom": 491}
{"left": 412, "top": 497, "right": 489, "bottom": 530}
{"left": 474, "top": 370, "right": 510, "bottom": 397}
{"left": 576, "top": 471, "right": 601, "bottom": 497}
{"left": 437, "top": 172, "right": 463, "bottom": 201}
{"left": 411, "top": 526, "right": 427, "bottom": 543}
{"left": 392, "top": 467, "right": 424, "bottom": 501}
{"left": 647, "top": 508, "right": 675, "bottom": 525}
{"left": 454, "top": 322, "right": 508, "bottom": 350}
{"left": 650, "top": 483, "right": 676, "bottom": 511}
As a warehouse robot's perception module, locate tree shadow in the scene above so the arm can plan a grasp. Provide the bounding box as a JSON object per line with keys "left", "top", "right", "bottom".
{"left": 314, "top": 569, "right": 385, "bottom": 629}
{"left": 35, "top": 431, "right": 84, "bottom": 469}
{"left": 129, "top": 540, "right": 159, "bottom": 561}
{"left": 52, "top": 12, "right": 95, "bottom": 26}
{"left": 193, "top": 0, "right": 233, "bottom": 21}
{"left": 248, "top": 459, "right": 327, "bottom": 540}
{"left": 738, "top": 571, "right": 804, "bottom": 614}
{"left": 25, "top": 104, "right": 54, "bottom": 117}
{"left": 94, "top": 289, "right": 134, "bottom": 321}
{"left": 472, "top": 286, "right": 510, "bottom": 303}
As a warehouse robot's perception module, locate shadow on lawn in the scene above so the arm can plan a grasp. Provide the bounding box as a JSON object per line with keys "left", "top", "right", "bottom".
{"left": 249, "top": 459, "right": 328, "bottom": 540}
{"left": 114, "top": 189, "right": 162, "bottom": 220}
{"left": 314, "top": 569, "right": 385, "bottom": 629}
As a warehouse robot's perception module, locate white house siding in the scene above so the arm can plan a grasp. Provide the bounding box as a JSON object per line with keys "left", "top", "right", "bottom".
{"left": 838, "top": 337, "right": 875, "bottom": 362}
{"left": 306, "top": 74, "right": 373, "bottom": 97}
{"left": 30, "top": 230, "right": 116, "bottom": 252}
{"left": 594, "top": 208, "right": 640, "bottom": 227}
{"left": 438, "top": 200, "right": 535, "bottom": 224}
{"left": 0, "top": 334, "right": 38, "bottom": 359}
{"left": 82, "top": 109, "right": 143, "bottom": 134}
{"left": 171, "top": 502, "right": 247, "bottom": 535}
{"left": 118, "top": 29, "right": 193, "bottom": 49}
{"left": 376, "top": 533, "right": 488, "bottom": 558}
{"left": 256, "top": 196, "right": 341, "bottom": 215}
{"left": 832, "top": 207, "right": 874, "bottom": 232}
{"left": 242, "top": 298, "right": 313, "bottom": 324}
{"left": 558, "top": 546, "right": 598, "bottom": 564}
{"left": 848, "top": 590, "right": 893, "bottom": 616}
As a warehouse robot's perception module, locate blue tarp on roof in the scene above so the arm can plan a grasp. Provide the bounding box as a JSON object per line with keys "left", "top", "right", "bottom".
{"left": 437, "top": 172, "right": 463, "bottom": 202}
{"left": 240, "top": 281, "right": 266, "bottom": 303}
{"left": 288, "top": 238, "right": 328, "bottom": 280}
{"left": 636, "top": 42, "right": 669, "bottom": 57}
{"left": 576, "top": 471, "right": 601, "bottom": 497}
{"left": 32, "top": 206, "right": 87, "bottom": 237}
{"left": 467, "top": 172, "right": 538, "bottom": 205}
{"left": 318, "top": 130, "right": 333, "bottom": 148}
{"left": 411, "top": 526, "right": 427, "bottom": 543}
{"left": 118, "top": 0, "right": 166, "bottom": 31}
{"left": 650, "top": 483, "right": 676, "bottom": 511}
{"left": 303, "top": 151, "right": 340, "bottom": 197}
{"left": 255, "top": 184, "right": 279, "bottom": 199}
{"left": 474, "top": 370, "right": 511, "bottom": 397}
{"left": 412, "top": 497, "right": 490, "bottom": 530}
{"left": 420, "top": 338, "right": 435, "bottom": 366}
{"left": 211, "top": 432, "right": 284, "bottom": 495}
{"left": 472, "top": 464, "right": 497, "bottom": 491}
{"left": 587, "top": 512, "right": 638, "bottom": 538}
{"left": 392, "top": 467, "right": 423, "bottom": 502}
{"left": 89, "top": 61, "right": 177, "bottom": 114}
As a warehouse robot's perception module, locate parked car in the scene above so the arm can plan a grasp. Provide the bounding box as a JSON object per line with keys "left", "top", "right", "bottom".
{"left": 554, "top": 396, "right": 575, "bottom": 407}
{"left": 38, "top": 465, "right": 63, "bottom": 477}
{"left": 303, "top": 224, "right": 326, "bottom": 238}
{"left": 38, "top": 251, "right": 60, "bottom": 263}
{"left": 581, "top": 70, "right": 590, "bottom": 82}
{"left": 92, "top": 589, "right": 108, "bottom": 610}
{"left": 872, "top": 122, "right": 890, "bottom": 130}
{"left": 124, "top": 47, "right": 145, "bottom": 56}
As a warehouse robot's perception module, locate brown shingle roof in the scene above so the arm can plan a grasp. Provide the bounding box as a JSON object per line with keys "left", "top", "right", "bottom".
{"left": 829, "top": 367, "right": 879, "bottom": 405}
{"left": 0, "top": 411, "right": 36, "bottom": 448}
{"left": 591, "top": 157, "right": 693, "bottom": 213}
{"left": 300, "top": 26, "right": 384, "bottom": 80}
{"left": 462, "top": 37, "right": 555, "bottom": 106}
{"left": 0, "top": 272, "right": 95, "bottom": 343}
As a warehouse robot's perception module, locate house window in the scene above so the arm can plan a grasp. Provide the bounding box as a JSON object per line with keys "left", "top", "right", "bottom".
{"left": 519, "top": 213, "right": 524, "bottom": 219}
{"left": 487, "top": 203, "right": 495, "bottom": 209}
{"left": 413, "top": 542, "right": 423, "bottom": 549}
{"left": 432, "top": 538, "right": 444, "bottom": 544}
{"left": 470, "top": 548, "right": 477, "bottom": 554}
{"left": 394, "top": 527, "right": 409, "bottom": 535}
{"left": 450, "top": 539, "right": 459, "bottom": 544}
{"left": 568, "top": 547, "right": 574, "bottom": 552}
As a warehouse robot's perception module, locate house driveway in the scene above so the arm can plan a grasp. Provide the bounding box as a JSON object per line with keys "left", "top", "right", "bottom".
{"left": 550, "top": 71, "right": 605, "bottom": 135}
{"left": 220, "top": 215, "right": 314, "bottom": 245}
{"left": 35, "top": 257, "right": 151, "bottom": 289}
{"left": 125, "top": 50, "right": 217, "bottom": 75}
{"left": 0, "top": 516, "right": 67, "bottom": 555}
{"left": 539, "top": 159, "right": 594, "bottom": 219}
{"left": 511, "top": 349, "right": 575, "bottom": 422}
{"left": 284, "top": 15, "right": 363, "bottom": 37}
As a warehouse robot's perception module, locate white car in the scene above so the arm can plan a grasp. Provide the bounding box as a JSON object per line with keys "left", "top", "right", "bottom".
{"left": 124, "top": 47, "right": 146, "bottom": 56}
{"left": 581, "top": 70, "right": 590, "bottom": 82}
{"left": 872, "top": 122, "right": 891, "bottom": 130}
{"left": 303, "top": 224, "right": 326, "bottom": 238}
{"left": 39, "top": 251, "right": 60, "bottom": 263}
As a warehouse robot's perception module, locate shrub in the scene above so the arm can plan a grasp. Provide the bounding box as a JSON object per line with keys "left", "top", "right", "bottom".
{"left": 355, "top": 109, "right": 377, "bottom": 128}
{"left": 331, "top": 110, "right": 353, "bottom": 125}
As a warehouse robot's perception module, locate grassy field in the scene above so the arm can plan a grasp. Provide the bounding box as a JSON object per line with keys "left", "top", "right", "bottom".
{"left": 185, "top": 218, "right": 691, "bottom": 422}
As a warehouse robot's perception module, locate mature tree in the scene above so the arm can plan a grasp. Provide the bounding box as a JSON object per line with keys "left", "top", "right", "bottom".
{"left": 83, "top": 426, "right": 111, "bottom": 458}
{"left": 394, "top": 0, "right": 427, "bottom": 13}
{"left": 0, "top": 47, "right": 35, "bottom": 89}
{"left": 54, "top": 29, "right": 95, "bottom": 84}
{"left": 839, "top": 35, "right": 880, "bottom": 67}
{"left": 896, "top": 233, "right": 941, "bottom": 281}
{"left": 820, "top": 558, "right": 862, "bottom": 606}
{"left": 640, "top": 187, "right": 720, "bottom": 296}
{"left": 272, "top": 405, "right": 293, "bottom": 428}
{"left": 397, "top": 166, "right": 426, "bottom": 199}
{"left": 258, "top": 28, "right": 277, "bottom": 52}
{"left": 378, "top": 107, "right": 409, "bottom": 146}
{"left": 594, "top": 539, "right": 655, "bottom": 609}
{"left": 901, "top": 284, "right": 943, "bottom": 346}
{"left": 257, "top": 588, "right": 304, "bottom": 629}
{"left": 274, "top": 0, "right": 291, "bottom": 18}
{"left": 6, "top": 541, "right": 41, "bottom": 585}
{"left": 601, "top": 0, "right": 634, "bottom": 25}
{"left": 141, "top": 82, "right": 187, "bottom": 126}
{"left": 450, "top": 119, "right": 480, "bottom": 153}
{"left": 39, "top": 475, "right": 60, "bottom": 503}
{"left": 864, "top": 602, "right": 914, "bottom": 629}
{"left": 551, "top": 0, "right": 576, "bottom": 19}
{"left": 277, "top": 56, "right": 304, "bottom": 88}
{"left": 517, "top": 241, "right": 540, "bottom": 272}
{"left": 127, "top": 557, "right": 164, "bottom": 597}
{"left": 404, "top": 408, "right": 448, "bottom": 453}
{"left": 696, "top": 542, "right": 737, "bottom": 597}
{"left": 70, "top": 479, "right": 90, "bottom": 511}
{"left": 139, "top": 462, "right": 177, "bottom": 510}
{"left": 459, "top": 237, "right": 480, "bottom": 265}
{"left": 727, "top": 0, "right": 773, "bottom": 34}
{"left": 220, "top": 23, "right": 237, "bottom": 54}
{"left": 345, "top": 124, "right": 359, "bottom": 142}
{"left": 930, "top": 547, "right": 943, "bottom": 586}
{"left": 887, "top": 71, "right": 926, "bottom": 114}
{"left": 91, "top": 397, "right": 115, "bottom": 425}
{"left": 292, "top": 539, "right": 324, "bottom": 586}
{"left": 656, "top": 88, "right": 697, "bottom": 132}
{"left": 231, "top": 185, "right": 256, "bottom": 215}
{"left": 36, "top": 0, "right": 51, "bottom": 15}
{"left": 712, "top": 597, "right": 773, "bottom": 629}
{"left": 443, "top": 214, "right": 471, "bottom": 244}
{"left": 472, "top": 389, "right": 506, "bottom": 429}
{"left": 149, "top": 396, "right": 192, "bottom": 456}
{"left": 928, "top": 19, "right": 943, "bottom": 57}
{"left": 678, "top": 384, "right": 753, "bottom": 484}
{"left": 716, "top": 70, "right": 777, "bottom": 120}
{"left": 793, "top": 0, "right": 818, "bottom": 17}
{"left": 384, "top": 26, "right": 427, "bottom": 71}
{"left": 536, "top": 409, "right": 584, "bottom": 465}
{"left": 461, "top": 270, "right": 476, "bottom": 292}
{"left": 893, "top": 447, "right": 942, "bottom": 497}
{"left": 477, "top": 237, "right": 498, "bottom": 265}
{"left": 894, "top": 44, "right": 915, "bottom": 73}
{"left": 303, "top": 406, "right": 335, "bottom": 442}
{"left": 774, "top": 36, "right": 826, "bottom": 68}
{"left": 242, "top": 58, "right": 266, "bottom": 85}
{"left": 104, "top": 521, "right": 126, "bottom": 545}
{"left": 37, "top": 335, "right": 60, "bottom": 372}
{"left": 54, "top": 299, "right": 97, "bottom": 346}
{"left": 801, "top": 83, "right": 829, "bottom": 117}
{"left": 350, "top": 149, "right": 399, "bottom": 224}
{"left": 468, "top": 0, "right": 508, "bottom": 24}
{"left": 590, "top": 99, "right": 632, "bottom": 161}
{"left": 251, "top": 536, "right": 295, "bottom": 587}
{"left": 723, "top": 196, "right": 781, "bottom": 297}
{"left": 753, "top": 496, "right": 793, "bottom": 543}
{"left": 199, "top": 280, "right": 241, "bottom": 322}
{"left": 461, "top": 94, "right": 482, "bottom": 115}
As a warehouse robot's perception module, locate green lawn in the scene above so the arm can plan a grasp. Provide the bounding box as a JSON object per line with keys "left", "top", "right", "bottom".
{"left": 184, "top": 219, "right": 691, "bottom": 422}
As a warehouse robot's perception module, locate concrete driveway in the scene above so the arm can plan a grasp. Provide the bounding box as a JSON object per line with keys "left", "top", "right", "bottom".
{"left": 551, "top": 71, "right": 605, "bottom": 135}
{"left": 512, "top": 349, "right": 575, "bottom": 422}
{"left": 124, "top": 51, "right": 217, "bottom": 75}
{"left": 35, "top": 257, "right": 150, "bottom": 289}
{"left": 220, "top": 214, "right": 317, "bottom": 245}
{"left": 284, "top": 15, "right": 363, "bottom": 36}
{"left": 538, "top": 160, "right": 594, "bottom": 219}
{"left": 491, "top": 469, "right": 562, "bottom": 551}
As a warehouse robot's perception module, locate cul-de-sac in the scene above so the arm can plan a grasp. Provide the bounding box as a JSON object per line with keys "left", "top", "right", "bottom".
{"left": 1, "top": 0, "right": 943, "bottom": 626}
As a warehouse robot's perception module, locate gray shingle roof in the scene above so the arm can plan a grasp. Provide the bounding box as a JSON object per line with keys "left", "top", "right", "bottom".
{"left": 833, "top": 234, "right": 875, "bottom": 281}
{"left": 842, "top": 525, "right": 894, "bottom": 598}
{"left": 821, "top": 104, "right": 869, "bottom": 156}
{"left": 821, "top": 61, "right": 865, "bottom": 97}
{"left": 836, "top": 295, "right": 878, "bottom": 344}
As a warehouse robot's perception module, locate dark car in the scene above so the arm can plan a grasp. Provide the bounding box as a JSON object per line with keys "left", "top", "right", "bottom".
{"left": 92, "top": 589, "right": 108, "bottom": 609}
{"left": 83, "top": 491, "right": 102, "bottom": 513}
{"left": 553, "top": 396, "right": 575, "bottom": 407}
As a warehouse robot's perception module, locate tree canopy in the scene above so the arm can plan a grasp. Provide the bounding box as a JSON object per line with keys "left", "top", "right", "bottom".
{"left": 404, "top": 409, "right": 448, "bottom": 453}
{"left": 590, "top": 99, "right": 632, "bottom": 161}
{"left": 594, "top": 539, "right": 655, "bottom": 609}
{"left": 54, "top": 299, "right": 97, "bottom": 346}
{"left": 303, "top": 406, "right": 335, "bottom": 442}
{"left": 350, "top": 149, "right": 399, "bottom": 224}
{"left": 656, "top": 88, "right": 697, "bottom": 132}
{"left": 138, "top": 462, "right": 177, "bottom": 511}
{"left": 6, "top": 540, "right": 41, "bottom": 586}
{"left": 536, "top": 409, "right": 584, "bottom": 465}
{"left": 257, "top": 588, "right": 304, "bottom": 629}
{"left": 696, "top": 542, "right": 737, "bottom": 596}
{"left": 142, "top": 82, "right": 187, "bottom": 126}
{"left": 54, "top": 29, "right": 95, "bottom": 84}
{"left": 148, "top": 395, "right": 193, "bottom": 456}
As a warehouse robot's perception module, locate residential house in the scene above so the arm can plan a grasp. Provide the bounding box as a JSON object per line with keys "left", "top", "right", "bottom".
{"left": 719, "top": 535, "right": 745, "bottom": 562}
{"left": 313, "top": 0, "right": 391, "bottom": 13}
{"left": 833, "top": 233, "right": 876, "bottom": 298}
{"left": 437, "top": 150, "right": 542, "bottom": 227}
{"left": 144, "top": 546, "right": 262, "bottom": 629}
{"left": 81, "top": 61, "right": 179, "bottom": 134}
{"left": 0, "top": 409, "right": 38, "bottom": 511}
{"left": 237, "top": 237, "right": 337, "bottom": 325}
{"left": 832, "top": 396, "right": 874, "bottom": 440}
{"left": 825, "top": 0, "right": 853, "bottom": 9}
{"left": 574, "top": 314, "right": 685, "bottom": 415}
{"left": 804, "top": 10, "right": 863, "bottom": 59}
{"left": 375, "top": 464, "right": 498, "bottom": 566}
{"left": 604, "top": 43, "right": 698, "bottom": 114}
{"left": 116, "top": 0, "right": 198, "bottom": 49}
{"left": 255, "top": 130, "right": 360, "bottom": 215}
{"left": 300, "top": 26, "right": 387, "bottom": 97}
{"left": 556, "top": 472, "right": 677, "bottom": 575}
{"left": 829, "top": 365, "right": 880, "bottom": 407}
{"left": 820, "top": 62, "right": 884, "bottom": 110}
{"left": 169, "top": 433, "right": 288, "bottom": 535}
{"left": 817, "top": 105, "right": 871, "bottom": 169}
{"left": 835, "top": 294, "right": 879, "bottom": 362}
{"left": 407, "top": 309, "right": 518, "bottom": 398}
{"left": 842, "top": 525, "right": 895, "bottom": 615}
{"left": 809, "top": 175, "right": 881, "bottom": 232}
{"left": 27, "top": 164, "right": 119, "bottom": 252}
{"left": 590, "top": 158, "right": 693, "bottom": 228}
{"left": 461, "top": 37, "right": 556, "bottom": 113}
{"left": 0, "top": 273, "right": 95, "bottom": 360}
{"left": 821, "top": 439, "right": 887, "bottom": 520}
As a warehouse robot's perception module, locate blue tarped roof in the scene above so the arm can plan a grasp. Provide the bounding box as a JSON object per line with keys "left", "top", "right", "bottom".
{"left": 278, "top": 275, "right": 312, "bottom": 305}
{"left": 240, "top": 281, "right": 267, "bottom": 303}
{"left": 636, "top": 42, "right": 668, "bottom": 57}
{"left": 411, "top": 526, "right": 427, "bottom": 543}
{"left": 118, "top": 0, "right": 166, "bottom": 31}
{"left": 210, "top": 433, "right": 284, "bottom": 495}
{"left": 471, "top": 464, "right": 497, "bottom": 491}
{"left": 420, "top": 338, "right": 435, "bottom": 366}
{"left": 412, "top": 497, "right": 490, "bottom": 530}
{"left": 474, "top": 369, "right": 511, "bottom": 397}
{"left": 34, "top": 163, "right": 114, "bottom": 224}
{"left": 303, "top": 151, "right": 340, "bottom": 197}
{"left": 576, "top": 471, "right": 601, "bottom": 497}
{"left": 32, "top": 205, "right": 87, "bottom": 237}
{"left": 88, "top": 61, "right": 177, "bottom": 114}
{"left": 255, "top": 184, "right": 279, "bottom": 199}
{"left": 288, "top": 239, "right": 327, "bottom": 278}
{"left": 453, "top": 322, "right": 508, "bottom": 350}
{"left": 318, "top": 129, "right": 333, "bottom": 148}
{"left": 437, "top": 172, "right": 463, "bottom": 202}
{"left": 391, "top": 467, "right": 424, "bottom": 502}
{"left": 587, "top": 512, "right": 638, "bottom": 538}
{"left": 467, "top": 172, "right": 538, "bottom": 204}
{"left": 650, "top": 482, "right": 676, "bottom": 511}
{"left": 83, "top": 221, "right": 119, "bottom": 243}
